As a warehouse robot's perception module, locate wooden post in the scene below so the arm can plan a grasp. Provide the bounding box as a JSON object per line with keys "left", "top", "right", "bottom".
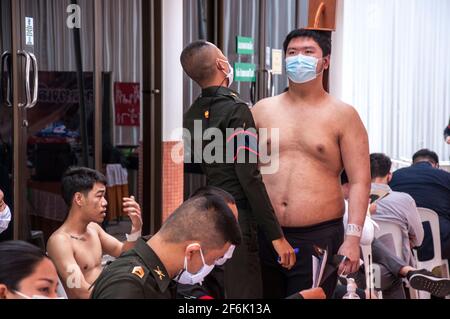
{"left": 306, "top": 0, "right": 337, "bottom": 31}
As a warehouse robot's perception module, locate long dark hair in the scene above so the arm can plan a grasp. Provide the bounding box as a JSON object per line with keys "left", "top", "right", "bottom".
{"left": 0, "top": 241, "right": 47, "bottom": 291}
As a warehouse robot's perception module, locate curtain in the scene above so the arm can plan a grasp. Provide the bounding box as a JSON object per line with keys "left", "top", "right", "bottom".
{"left": 332, "top": 0, "right": 450, "bottom": 162}
{"left": 102, "top": 0, "right": 142, "bottom": 146}
{"left": 19, "top": 0, "right": 95, "bottom": 72}
{"left": 266, "top": 0, "right": 297, "bottom": 95}
{"left": 18, "top": 0, "right": 142, "bottom": 146}
{"left": 223, "top": 0, "right": 260, "bottom": 104}
{"left": 183, "top": 0, "right": 202, "bottom": 113}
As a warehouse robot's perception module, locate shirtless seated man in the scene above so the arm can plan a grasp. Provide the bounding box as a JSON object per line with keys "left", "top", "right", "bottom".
{"left": 252, "top": 29, "right": 371, "bottom": 298}
{"left": 47, "top": 167, "right": 142, "bottom": 299}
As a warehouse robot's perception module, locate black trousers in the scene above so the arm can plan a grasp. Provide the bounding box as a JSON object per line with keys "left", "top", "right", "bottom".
{"left": 224, "top": 206, "right": 263, "bottom": 299}
{"left": 259, "top": 218, "right": 344, "bottom": 299}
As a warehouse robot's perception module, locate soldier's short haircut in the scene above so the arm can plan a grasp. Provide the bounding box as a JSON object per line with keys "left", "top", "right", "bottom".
{"left": 190, "top": 186, "right": 236, "bottom": 205}
{"left": 159, "top": 195, "right": 242, "bottom": 250}
{"left": 180, "top": 41, "right": 217, "bottom": 86}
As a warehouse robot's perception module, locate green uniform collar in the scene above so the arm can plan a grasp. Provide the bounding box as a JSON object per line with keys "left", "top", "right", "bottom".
{"left": 201, "top": 86, "right": 239, "bottom": 98}
{"left": 133, "top": 238, "right": 171, "bottom": 293}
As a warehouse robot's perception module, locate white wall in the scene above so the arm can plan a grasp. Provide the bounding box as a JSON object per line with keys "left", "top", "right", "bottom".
{"left": 162, "top": 0, "right": 184, "bottom": 142}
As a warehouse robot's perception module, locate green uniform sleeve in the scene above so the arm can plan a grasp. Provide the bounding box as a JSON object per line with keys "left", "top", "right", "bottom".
{"left": 92, "top": 276, "right": 146, "bottom": 299}
{"left": 227, "top": 103, "right": 283, "bottom": 241}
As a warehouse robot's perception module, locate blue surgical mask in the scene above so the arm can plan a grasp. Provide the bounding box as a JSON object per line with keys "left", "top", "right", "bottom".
{"left": 286, "top": 54, "right": 323, "bottom": 84}
{"left": 174, "top": 244, "right": 215, "bottom": 285}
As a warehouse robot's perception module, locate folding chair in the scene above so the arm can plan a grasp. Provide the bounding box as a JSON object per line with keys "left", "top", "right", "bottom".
{"left": 360, "top": 244, "right": 377, "bottom": 298}
{"left": 413, "top": 208, "right": 450, "bottom": 299}
{"left": 374, "top": 220, "right": 419, "bottom": 299}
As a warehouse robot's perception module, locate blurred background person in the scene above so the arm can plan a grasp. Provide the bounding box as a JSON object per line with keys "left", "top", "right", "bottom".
{"left": 0, "top": 189, "right": 11, "bottom": 235}
{"left": 0, "top": 241, "right": 62, "bottom": 299}
{"left": 445, "top": 118, "right": 450, "bottom": 145}
{"left": 390, "top": 149, "right": 450, "bottom": 262}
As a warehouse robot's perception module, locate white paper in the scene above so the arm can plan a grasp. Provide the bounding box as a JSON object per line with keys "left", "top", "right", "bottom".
{"left": 312, "top": 248, "right": 328, "bottom": 288}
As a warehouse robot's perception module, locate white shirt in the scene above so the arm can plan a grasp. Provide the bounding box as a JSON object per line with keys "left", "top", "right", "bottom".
{"left": 370, "top": 183, "right": 424, "bottom": 265}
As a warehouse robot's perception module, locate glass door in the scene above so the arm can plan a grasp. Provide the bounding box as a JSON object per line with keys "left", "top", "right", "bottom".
{"left": 222, "top": 0, "right": 261, "bottom": 104}
{"left": 3, "top": 0, "right": 157, "bottom": 241}
{"left": 14, "top": 0, "right": 95, "bottom": 242}
{"left": 98, "top": 0, "right": 144, "bottom": 236}
{"left": 265, "top": 0, "right": 298, "bottom": 96}
{"left": 0, "top": 0, "right": 14, "bottom": 241}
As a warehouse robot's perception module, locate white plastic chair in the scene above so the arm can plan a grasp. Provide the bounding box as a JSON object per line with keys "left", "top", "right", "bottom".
{"left": 374, "top": 220, "right": 419, "bottom": 299}
{"left": 413, "top": 208, "right": 450, "bottom": 299}
{"left": 374, "top": 220, "right": 404, "bottom": 259}
{"left": 360, "top": 244, "right": 376, "bottom": 298}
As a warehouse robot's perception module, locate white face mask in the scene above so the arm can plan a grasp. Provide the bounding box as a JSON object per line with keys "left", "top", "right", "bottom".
{"left": 14, "top": 290, "right": 66, "bottom": 300}
{"left": 219, "top": 59, "right": 234, "bottom": 87}
{"left": 174, "top": 244, "right": 215, "bottom": 285}
{"left": 214, "top": 245, "right": 236, "bottom": 266}
{"left": 0, "top": 205, "right": 11, "bottom": 234}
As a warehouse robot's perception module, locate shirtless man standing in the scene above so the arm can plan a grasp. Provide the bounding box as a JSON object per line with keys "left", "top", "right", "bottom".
{"left": 47, "top": 167, "right": 142, "bottom": 299}
{"left": 252, "top": 29, "right": 370, "bottom": 298}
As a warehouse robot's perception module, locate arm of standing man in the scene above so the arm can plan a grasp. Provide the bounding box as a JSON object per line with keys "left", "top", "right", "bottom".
{"left": 338, "top": 106, "right": 371, "bottom": 275}
{"left": 98, "top": 196, "right": 143, "bottom": 257}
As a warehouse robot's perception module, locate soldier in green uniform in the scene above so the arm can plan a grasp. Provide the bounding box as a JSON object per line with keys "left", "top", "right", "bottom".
{"left": 91, "top": 195, "right": 241, "bottom": 299}
{"left": 181, "top": 41, "right": 296, "bottom": 299}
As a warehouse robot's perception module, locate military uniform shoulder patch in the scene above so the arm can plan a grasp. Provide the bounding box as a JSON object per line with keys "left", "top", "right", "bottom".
{"left": 131, "top": 266, "right": 145, "bottom": 279}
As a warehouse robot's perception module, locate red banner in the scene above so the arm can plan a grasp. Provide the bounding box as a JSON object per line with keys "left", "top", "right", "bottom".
{"left": 115, "top": 82, "right": 140, "bottom": 127}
